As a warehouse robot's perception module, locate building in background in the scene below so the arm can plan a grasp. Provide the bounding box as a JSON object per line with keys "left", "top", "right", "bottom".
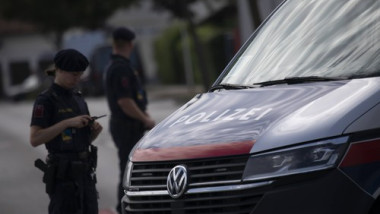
{"left": 0, "top": 20, "right": 55, "bottom": 99}
{"left": 0, "top": 0, "right": 281, "bottom": 99}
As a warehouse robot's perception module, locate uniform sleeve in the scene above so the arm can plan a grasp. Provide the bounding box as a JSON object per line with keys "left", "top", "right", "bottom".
{"left": 111, "top": 65, "right": 135, "bottom": 100}
{"left": 30, "top": 95, "right": 54, "bottom": 128}
{"left": 84, "top": 100, "right": 90, "bottom": 115}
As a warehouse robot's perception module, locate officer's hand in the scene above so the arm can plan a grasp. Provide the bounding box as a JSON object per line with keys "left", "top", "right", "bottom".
{"left": 143, "top": 117, "right": 155, "bottom": 130}
{"left": 66, "top": 115, "right": 92, "bottom": 128}
{"left": 90, "top": 121, "right": 103, "bottom": 142}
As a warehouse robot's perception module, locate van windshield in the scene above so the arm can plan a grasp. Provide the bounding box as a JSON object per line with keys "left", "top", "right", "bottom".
{"left": 219, "top": 0, "right": 380, "bottom": 86}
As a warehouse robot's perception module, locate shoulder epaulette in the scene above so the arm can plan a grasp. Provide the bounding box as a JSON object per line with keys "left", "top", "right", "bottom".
{"left": 73, "top": 90, "right": 83, "bottom": 96}
{"left": 40, "top": 88, "right": 59, "bottom": 99}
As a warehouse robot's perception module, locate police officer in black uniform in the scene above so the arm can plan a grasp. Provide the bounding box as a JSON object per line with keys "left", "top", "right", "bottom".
{"left": 104, "top": 27, "right": 155, "bottom": 214}
{"left": 30, "top": 49, "right": 103, "bottom": 214}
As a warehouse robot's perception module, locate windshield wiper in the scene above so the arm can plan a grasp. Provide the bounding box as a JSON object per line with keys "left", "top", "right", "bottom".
{"left": 253, "top": 76, "right": 347, "bottom": 87}
{"left": 346, "top": 72, "right": 380, "bottom": 79}
{"left": 209, "top": 84, "right": 253, "bottom": 92}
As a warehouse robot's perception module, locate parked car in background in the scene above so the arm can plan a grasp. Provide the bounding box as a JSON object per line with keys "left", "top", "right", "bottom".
{"left": 122, "top": 0, "right": 380, "bottom": 213}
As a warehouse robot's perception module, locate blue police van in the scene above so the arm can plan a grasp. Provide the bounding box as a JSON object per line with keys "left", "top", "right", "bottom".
{"left": 121, "top": 0, "right": 380, "bottom": 213}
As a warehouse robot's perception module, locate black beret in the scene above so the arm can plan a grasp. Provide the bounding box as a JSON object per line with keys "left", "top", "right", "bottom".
{"left": 112, "top": 27, "right": 135, "bottom": 41}
{"left": 54, "top": 49, "right": 89, "bottom": 72}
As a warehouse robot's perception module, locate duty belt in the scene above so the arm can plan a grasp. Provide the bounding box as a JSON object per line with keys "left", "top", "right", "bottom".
{"left": 48, "top": 151, "right": 89, "bottom": 162}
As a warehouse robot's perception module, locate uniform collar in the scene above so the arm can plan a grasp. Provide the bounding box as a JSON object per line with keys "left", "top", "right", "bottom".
{"left": 111, "top": 54, "right": 130, "bottom": 63}
{"left": 51, "top": 83, "right": 74, "bottom": 96}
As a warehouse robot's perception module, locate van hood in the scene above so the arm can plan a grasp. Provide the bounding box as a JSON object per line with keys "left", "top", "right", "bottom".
{"left": 132, "top": 78, "right": 379, "bottom": 162}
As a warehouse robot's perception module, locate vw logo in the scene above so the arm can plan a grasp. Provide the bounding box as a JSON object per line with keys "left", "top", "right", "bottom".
{"left": 167, "top": 165, "right": 188, "bottom": 198}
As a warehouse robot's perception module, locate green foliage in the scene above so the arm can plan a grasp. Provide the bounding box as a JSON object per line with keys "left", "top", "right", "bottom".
{"left": 152, "top": 0, "right": 197, "bottom": 19}
{"left": 154, "top": 22, "right": 235, "bottom": 85}
{"left": 199, "top": 25, "right": 233, "bottom": 81}
{"left": 154, "top": 24, "right": 185, "bottom": 84}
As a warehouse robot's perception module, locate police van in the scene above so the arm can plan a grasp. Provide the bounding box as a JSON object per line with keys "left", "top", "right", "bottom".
{"left": 121, "top": 0, "right": 380, "bottom": 213}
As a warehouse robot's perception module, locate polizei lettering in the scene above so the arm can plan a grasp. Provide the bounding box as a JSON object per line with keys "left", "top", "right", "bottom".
{"left": 168, "top": 108, "right": 272, "bottom": 127}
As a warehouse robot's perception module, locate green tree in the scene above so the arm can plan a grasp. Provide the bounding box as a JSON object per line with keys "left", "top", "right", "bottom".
{"left": 0, "top": 0, "right": 136, "bottom": 47}
{"left": 152, "top": 0, "right": 212, "bottom": 91}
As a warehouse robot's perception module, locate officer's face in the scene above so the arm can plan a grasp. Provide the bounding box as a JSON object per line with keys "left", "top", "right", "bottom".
{"left": 56, "top": 70, "right": 83, "bottom": 89}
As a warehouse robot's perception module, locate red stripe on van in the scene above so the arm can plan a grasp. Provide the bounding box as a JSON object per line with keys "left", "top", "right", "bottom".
{"left": 340, "top": 139, "right": 380, "bottom": 167}
{"left": 132, "top": 140, "right": 255, "bottom": 162}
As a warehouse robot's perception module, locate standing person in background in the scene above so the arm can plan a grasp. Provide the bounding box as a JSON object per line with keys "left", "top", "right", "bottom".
{"left": 103, "top": 27, "right": 155, "bottom": 214}
{"left": 30, "top": 49, "right": 103, "bottom": 214}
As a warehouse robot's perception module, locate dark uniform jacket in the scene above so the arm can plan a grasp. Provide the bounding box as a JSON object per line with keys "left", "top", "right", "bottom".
{"left": 104, "top": 54, "right": 147, "bottom": 122}
{"left": 31, "top": 83, "right": 91, "bottom": 153}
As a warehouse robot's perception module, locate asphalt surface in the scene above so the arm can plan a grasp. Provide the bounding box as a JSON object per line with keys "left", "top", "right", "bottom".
{"left": 0, "top": 85, "right": 199, "bottom": 214}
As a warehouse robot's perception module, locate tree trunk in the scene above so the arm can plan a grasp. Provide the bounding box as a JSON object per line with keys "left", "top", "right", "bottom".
{"left": 186, "top": 17, "right": 211, "bottom": 91}
{"left": 55, "top": 30, "right": 64, "bottom": 50}
{"left": 250, "top": 0, "right": 262, "bottom": 28}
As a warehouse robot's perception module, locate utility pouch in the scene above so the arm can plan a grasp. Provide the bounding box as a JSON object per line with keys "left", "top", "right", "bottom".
{"left": 57, "top": 159, "right": 69, "bottom": 180}
{"left": 89, "top": 145, "right": 98, "bottom": 169}
{"left": 70, "top": 161, "right": 85, "bottom": 179}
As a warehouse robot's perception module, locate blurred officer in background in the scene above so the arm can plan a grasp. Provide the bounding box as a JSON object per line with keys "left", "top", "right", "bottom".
{"left": 103, "top": 27, "right": 155, "bottom": 214}
{"left": 30, "top": 49, "right": 103, "bottom": 214}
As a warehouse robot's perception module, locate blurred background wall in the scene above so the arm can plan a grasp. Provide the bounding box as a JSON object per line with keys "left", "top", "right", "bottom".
{"left": 0, "top": 0, "right": 282, "bottom": 100}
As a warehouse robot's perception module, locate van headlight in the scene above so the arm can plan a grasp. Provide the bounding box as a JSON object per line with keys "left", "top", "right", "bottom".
{"left": 243, "top": 136, "right": 348, "bottom": 181}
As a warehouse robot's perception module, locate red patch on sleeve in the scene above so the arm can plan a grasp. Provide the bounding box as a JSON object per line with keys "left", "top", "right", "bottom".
{"left": 33, "top": 105, "right": 44, "bottom": 118}
{"left": 121, "top": 77, "right": 129, "bottom": 88}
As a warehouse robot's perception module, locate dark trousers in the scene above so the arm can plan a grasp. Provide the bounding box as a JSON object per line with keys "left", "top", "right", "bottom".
{"left": 110, "top": 118, "right": 145, "bottom": 214}
{"left": 48, "top": 172, "right": 98, "bottom": 214}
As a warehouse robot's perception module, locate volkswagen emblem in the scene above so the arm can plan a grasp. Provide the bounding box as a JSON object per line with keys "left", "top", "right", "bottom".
{"left": 167, "top": 165, "right": 188, "bottom": 198}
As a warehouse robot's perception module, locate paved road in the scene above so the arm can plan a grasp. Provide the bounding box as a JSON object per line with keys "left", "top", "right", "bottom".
{"left": 0, "top": 95, "right": 184, "bottom": 214}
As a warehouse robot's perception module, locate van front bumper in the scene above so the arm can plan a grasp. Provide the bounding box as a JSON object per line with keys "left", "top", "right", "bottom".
{"left": 251, "top": 170, "right": 373, "bottom": 214}
{"left": 122, "top": 169, "right": 374, "bottom": 214}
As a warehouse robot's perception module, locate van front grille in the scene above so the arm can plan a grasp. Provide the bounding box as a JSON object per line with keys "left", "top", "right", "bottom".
{"left": 124, "top": 186, "right": 263, "bottom": 214}
{"left": 124, "top": 155, "right": 266, "bottom": 213}
{"left": 129, "top": 155, "right": 250, "bottom": 190}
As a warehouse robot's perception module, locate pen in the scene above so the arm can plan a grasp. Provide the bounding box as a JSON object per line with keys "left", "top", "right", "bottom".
{"left": 91, "top": 114, "right": 107, "bottom": 120}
